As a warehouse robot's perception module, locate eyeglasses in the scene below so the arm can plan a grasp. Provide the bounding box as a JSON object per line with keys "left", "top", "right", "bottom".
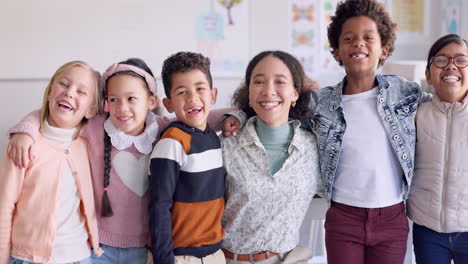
{"left": 430, "top": 54, "right": 468, "bottom": 69}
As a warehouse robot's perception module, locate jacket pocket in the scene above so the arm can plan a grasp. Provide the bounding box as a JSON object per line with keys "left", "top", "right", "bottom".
{"left": 394, "top": 94, "right": 419, "bottom": 117}
{"left": 393, "top": 94, "right": 419, "bottom": 135}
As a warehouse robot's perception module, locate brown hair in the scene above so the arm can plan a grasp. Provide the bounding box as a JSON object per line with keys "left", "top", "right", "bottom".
{"left": 161, "top": 52, "right": 212, "bottom": 98}
{"left": 232, "top": 50, "right": 317, "bottom": 120}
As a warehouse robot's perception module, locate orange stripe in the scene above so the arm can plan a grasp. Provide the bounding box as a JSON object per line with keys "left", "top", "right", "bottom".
{"left": 161, "top": 127, "right": 192, "bottom": 153}
{"left": 171, "top": 198, "right": 225, "bottom": 248}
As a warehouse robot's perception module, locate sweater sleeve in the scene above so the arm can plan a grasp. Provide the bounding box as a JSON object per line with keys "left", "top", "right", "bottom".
{"left": 149, "top": 136, "right": 186, "bottom": 264}
{"left": 0, "top": 152, "right": 25, "bottom": 264}
{"left": 207, "top": 107, "right": 236, "bottom": 132}
{"left": 221, "top": 109, "right": 247, "bottom": 131}
{"left": 80, "top": 114, "right": 106, "bottom": 141}
{"left": 155, "top": 116, "right": 172, "bottom": 139}
{"left": 8, "top": 110, "right": 41, "bottom": 141}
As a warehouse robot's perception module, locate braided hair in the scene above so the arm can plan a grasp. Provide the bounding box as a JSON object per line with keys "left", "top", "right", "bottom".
{"left": 101, "top": 58, "right": 154, "bottom": 217}
{"left": 101, "top": 130, "right": 113, "bottom": 216}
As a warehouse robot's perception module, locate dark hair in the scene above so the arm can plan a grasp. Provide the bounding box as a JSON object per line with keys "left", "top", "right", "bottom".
{"left": 327, "top": 0, "right": 397, "bottom": 67}
{"left": 161, "top": 52, "right": 213, "bottom": 98}
{"left": 426, "top": 34, "right": 468, "bottom": 72}
{"left": 101, "top": 57, "right": 154, "bottom": 217}
{"left": 104, "top": 58, "right": 155, "bottom": 99}
{"left": 232, "top": 50, "right": 316, "bottom": 120}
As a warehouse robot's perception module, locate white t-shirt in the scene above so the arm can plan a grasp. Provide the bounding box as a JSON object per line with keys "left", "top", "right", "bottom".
{"left": 332, "top": 87, "right": 404, "bottom": 208}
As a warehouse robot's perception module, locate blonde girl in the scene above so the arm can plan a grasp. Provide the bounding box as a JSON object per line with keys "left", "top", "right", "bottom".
{"left": 0, "top": 61, "right": 103, "bottom": 264}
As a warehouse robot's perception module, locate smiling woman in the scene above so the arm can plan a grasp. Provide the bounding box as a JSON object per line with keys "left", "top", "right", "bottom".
{"left": 220, "top": 50, "right": 322, "bottom": 264}
{"left": 248, "top": 56, "right": 299, "bottom": 127}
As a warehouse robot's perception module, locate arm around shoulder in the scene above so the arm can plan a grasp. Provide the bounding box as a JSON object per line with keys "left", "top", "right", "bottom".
{"left": 8, "top": 110, "right": 41, "bottom": 141}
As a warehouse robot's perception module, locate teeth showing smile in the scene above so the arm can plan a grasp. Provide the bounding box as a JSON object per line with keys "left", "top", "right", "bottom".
{"left": 442, "top": 75, "right": 460, "bottom": 82}
{"left": 58, "top": 101, "right": 73, "bottom": 110}
{"left": 118, "top": 116, "right": 132, "bottom": 121}
{"left": 351, "top": 53, "right": 367, "bottom": 59}
{"left": 260, "top": 102, "right": 280, "bottom": 107}
{"left": 187, "top": 107, "right": 202, "bottom": 114}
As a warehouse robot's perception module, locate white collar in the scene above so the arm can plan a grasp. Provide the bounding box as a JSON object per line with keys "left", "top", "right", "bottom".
{"left": 104, "top": 111, "right": 159, "bottom": 154}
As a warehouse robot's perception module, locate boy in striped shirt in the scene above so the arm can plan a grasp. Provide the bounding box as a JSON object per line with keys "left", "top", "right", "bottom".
{"left": 149, "top": 52, "right": 225, "bottom": 264}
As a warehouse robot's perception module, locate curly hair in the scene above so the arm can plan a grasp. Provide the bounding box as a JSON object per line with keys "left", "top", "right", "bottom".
{"left": 232, "top": 51, "right": 317, "bottom": 121}
{"left": 161, "top": 52, "right": 212, "bottom": 98}
{"left": 328, "top": 0, "right": 397, "bottom": 67}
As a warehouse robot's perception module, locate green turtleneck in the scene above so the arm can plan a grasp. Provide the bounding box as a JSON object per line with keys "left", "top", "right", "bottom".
{"left": 254, "top": 118, "right": 293, "bottom": 174}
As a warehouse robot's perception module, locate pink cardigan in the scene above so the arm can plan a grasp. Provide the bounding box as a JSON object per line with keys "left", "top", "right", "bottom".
{"left": 0, "top": 135, "right": 103, "bottom": 264}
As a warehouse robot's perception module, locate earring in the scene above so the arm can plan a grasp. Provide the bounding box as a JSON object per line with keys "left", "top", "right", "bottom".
{"left": 292, "top": 101, "right": 296, "bottom": 107}
{"left": 249, "top": 102, "right": 252, "bottom": 107}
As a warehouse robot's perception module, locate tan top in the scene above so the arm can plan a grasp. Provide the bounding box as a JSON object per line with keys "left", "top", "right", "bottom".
{"left": 407, "top": 94, "right": 468, "bottom": 233}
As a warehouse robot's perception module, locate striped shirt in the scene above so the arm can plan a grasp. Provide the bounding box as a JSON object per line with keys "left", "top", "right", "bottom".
{"left": 149, "top": 121, "right": 225, "bottom": 264}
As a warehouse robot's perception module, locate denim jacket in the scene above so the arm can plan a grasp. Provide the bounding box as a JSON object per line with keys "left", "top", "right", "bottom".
{"left": 304, "top": 74, "right": 431, "bottom": 202}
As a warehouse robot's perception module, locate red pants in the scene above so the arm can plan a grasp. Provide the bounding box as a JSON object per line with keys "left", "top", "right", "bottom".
{"left": 325, "top": 201, "right": 409, "bottom": 264}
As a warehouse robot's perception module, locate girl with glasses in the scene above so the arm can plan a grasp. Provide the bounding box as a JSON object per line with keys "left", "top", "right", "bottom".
{"left": 407, "top": 34, "right": 468, "bottom": 264}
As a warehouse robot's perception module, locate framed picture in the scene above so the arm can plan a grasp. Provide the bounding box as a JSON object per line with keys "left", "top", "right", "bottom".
{"left": 383, "top": 0, "right": 431, "bottom": 44}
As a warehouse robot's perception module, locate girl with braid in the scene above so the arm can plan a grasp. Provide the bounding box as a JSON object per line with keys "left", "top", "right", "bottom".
{"left": 6, "top": 58, "right": 228, "bottom": 264}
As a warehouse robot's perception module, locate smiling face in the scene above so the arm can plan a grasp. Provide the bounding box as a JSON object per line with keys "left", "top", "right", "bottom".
{"left": 163, "top": 69, "right": 217, "bottom": 131}
{"left": 47, "top": 65, "right": 97, "bottom": 129}
{"left": 248, "top": 55, "right": 299, "bottom": 127}
{"left": 426, "top": 42, "right": 468, "bottom": 103}
{"left": 107, "top": 74, "right": 157, "bottom": 136}
{"left": 334, "top": 16, "right": 389, "bottom": 76}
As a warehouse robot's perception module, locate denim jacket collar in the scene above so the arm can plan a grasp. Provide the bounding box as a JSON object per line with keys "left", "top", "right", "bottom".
{"left": 330, "top": 75, "right": 390, "bottom": 111}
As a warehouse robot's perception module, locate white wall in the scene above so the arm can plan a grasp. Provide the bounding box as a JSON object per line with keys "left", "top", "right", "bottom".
{"left": 0, "top": 0, "right": 342, "bottom": 153}
{"left": 0, "top": 0, "right": 467, "bottom": 153}
{"left": 462, "top": 1, "right": 468, "bottom": 39}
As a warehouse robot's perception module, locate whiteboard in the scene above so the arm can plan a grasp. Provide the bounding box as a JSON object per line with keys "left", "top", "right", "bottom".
{"left": 0, "top": 0, "right": 251, "bottom": 79}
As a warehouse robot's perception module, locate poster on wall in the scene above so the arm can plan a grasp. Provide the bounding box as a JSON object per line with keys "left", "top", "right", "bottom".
{"left": 441, "top": 0, "right": 461, "bottom": 35}
{"left": 288, "top": 0, "right": 341, "bottom": 77}
{"left": 318, "top": 0, "right": 341, "bottom": 74}
{"left": 195, "top": 0, "right": 250, "bottom": 77}
{"left": 384, "top": 0, "right": 430, "bottom": 43}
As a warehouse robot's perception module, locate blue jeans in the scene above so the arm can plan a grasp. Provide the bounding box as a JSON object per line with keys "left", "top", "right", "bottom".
{"left": 91, "top": 243, "right": 148, "bottom": 264}
{"left": 9, "top": 256, "right": 92, "bottom": 264}
{"left": 413, "top": 223, "right": 468, "bottom": 264}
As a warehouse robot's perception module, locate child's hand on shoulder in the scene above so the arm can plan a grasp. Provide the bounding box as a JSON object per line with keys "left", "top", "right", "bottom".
{"left": 7, "top": 133, "right": 35, "bottom": 168}
{"left": 222, "top": 116, "right": 241, "bottom": 137}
